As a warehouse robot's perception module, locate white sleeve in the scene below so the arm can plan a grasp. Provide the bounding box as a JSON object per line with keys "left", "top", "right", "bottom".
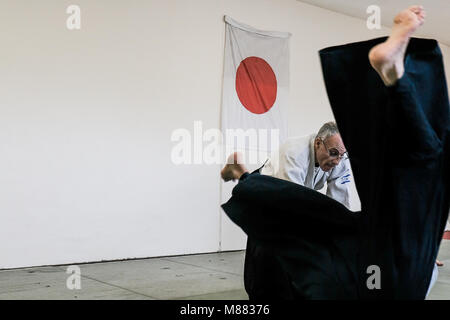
{"left": 277, "top": 149, "right": 307, "bottom": 185}
{"left": 326, "top": 162, "right": 351, "bottom": 209}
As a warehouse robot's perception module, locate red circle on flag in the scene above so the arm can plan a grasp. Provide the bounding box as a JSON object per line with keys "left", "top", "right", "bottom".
{"left": 235, "top": 57, "right": 277, "bottom": 114}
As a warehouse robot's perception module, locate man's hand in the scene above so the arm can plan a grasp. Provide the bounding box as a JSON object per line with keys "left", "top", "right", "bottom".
{"left": 436, "top": 259, "right": 444, "bottom": 267}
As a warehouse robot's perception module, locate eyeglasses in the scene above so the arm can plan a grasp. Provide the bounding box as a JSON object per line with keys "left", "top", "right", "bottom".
{"left": 321, "top": 138, "right": 349, "bottom": 161}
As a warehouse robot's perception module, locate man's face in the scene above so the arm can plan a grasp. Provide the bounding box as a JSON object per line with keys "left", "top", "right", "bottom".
{"left": 314, "top": 134, "right": 347, "bottom": 172}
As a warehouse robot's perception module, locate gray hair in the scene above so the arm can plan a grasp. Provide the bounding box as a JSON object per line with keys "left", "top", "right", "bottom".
{"left": 316, "top": 121, "right": 340, "bottom": 140}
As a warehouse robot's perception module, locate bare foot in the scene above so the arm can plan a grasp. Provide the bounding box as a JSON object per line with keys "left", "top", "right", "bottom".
{"left": 221, "top": 152, "right": 248, "bottom": 182}
{"left": 369, "top": 5, "right": 426, "bottom": 86}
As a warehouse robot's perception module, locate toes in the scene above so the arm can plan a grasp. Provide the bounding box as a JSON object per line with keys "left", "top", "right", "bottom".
{"left": 410, "top": 5, "right": 425, "bottom": 15}
{"left": 403, "top": 5, "right": 426, "bottom": 25}
{"left": 409, "top": 5, "right": 423, "bottom": 12}
{"left": 418, "top": 12, "right": 426, "bottom": 24}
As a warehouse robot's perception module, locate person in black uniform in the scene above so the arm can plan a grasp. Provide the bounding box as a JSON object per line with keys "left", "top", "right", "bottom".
{"left": 221, "top": 6, "right": 450, "bottom": 299}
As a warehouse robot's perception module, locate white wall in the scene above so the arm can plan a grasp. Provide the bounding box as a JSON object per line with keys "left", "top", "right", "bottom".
{"left": 1, "top": 0, "right": 449, "bottom": 268}
{"left": 439, "top": 43, "right": 450, "bottom": 86}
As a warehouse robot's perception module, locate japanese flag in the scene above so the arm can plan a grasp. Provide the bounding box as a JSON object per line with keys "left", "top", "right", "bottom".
{"left": 221, "top": 16, "right": 291, "bottom": 152}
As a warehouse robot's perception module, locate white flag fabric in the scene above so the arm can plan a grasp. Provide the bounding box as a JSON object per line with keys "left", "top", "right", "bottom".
{"left": 221, "top": 16, "right": 291, "bottom": 152}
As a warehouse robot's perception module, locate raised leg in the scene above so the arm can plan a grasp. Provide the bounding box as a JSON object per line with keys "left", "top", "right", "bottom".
{"left": 369, "top": 5, "right": 426, "bottom": 86}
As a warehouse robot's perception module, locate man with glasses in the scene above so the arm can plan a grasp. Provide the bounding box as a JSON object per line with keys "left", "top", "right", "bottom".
{"left": 240, "top": 121, "right": 352, "bottom": 300}
{"left": 261, "top": 121, "right": 351, "bottom": 209}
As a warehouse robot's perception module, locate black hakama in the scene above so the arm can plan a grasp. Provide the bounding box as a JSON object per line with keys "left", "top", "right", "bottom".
{"left": 221, "top": 37, "right": 450, "bottom": 299}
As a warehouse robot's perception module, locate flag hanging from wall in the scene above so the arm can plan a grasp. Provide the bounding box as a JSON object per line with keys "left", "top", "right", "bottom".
{"left": 221, "top": 16, "right": 291, "bottom": 152}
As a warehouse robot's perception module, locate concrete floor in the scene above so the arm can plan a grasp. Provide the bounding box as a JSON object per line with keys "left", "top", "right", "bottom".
{"left": 0, "top": 240, "right": 448, "bottom": 300}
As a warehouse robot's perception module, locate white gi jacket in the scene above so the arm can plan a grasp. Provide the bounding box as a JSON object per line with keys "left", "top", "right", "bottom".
{"left": 261, "top": 133, "right": 351, "bottom": 209}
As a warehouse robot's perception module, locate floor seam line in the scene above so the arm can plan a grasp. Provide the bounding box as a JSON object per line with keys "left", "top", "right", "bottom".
{"left": 79, "top": 274, "right": 160, "bottom": 300}
{"left": 160, "top": 258, "right": 243, "bottom": 277}
{"left": 173, "top": 289, "right": 247, "bottom": 300}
